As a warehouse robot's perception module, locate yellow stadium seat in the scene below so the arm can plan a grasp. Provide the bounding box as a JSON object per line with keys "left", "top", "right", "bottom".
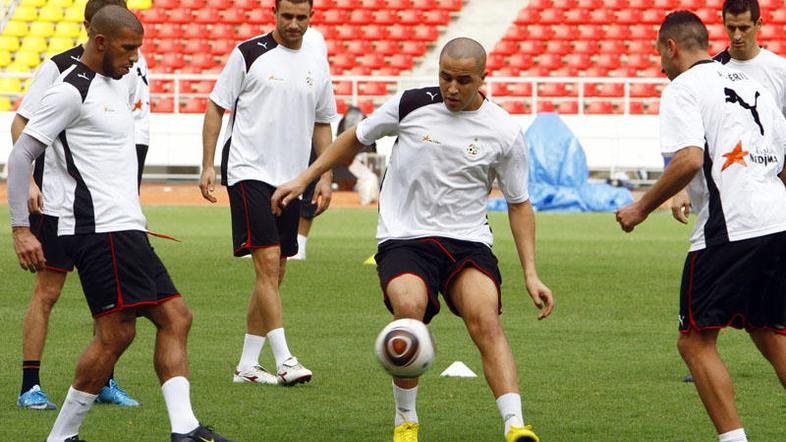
{"left": 0, "top": 97, "right": 12, "bottom": 112}
{"left": 48, "top": 0, "right": 74, "bottom": 7}
{"left": 63, "top": 6, "right": 83, "bottom": 22}
{"left": 47, "top": 37, "right": 74, "bottom": 54}
{"left": 0, "top": 77, "right": 22, "bottom": 94}
{"left": 4, "top": 21, "right": 30, "bottom": 37}
{"left": 0, "top": 36, "right": 21, "bottom": 52}
{"left": 20, "top": 0, "right": 47, "bottom": 6}
{"left": 0, "top": 51, "right": 11, "bottom": 67}
{"left": 14, "top": 50, "right": 41, "bottom": 67}
{"left": 38, "top": 5, "right": 64, "bottom": 22}
{"left": 127, "top": 0, "right": 152, "bottom": 9}
{"left": 20, "top": 36, "right": 48, "bottom": 52}
{"left": 54, "top": 21, "right": 81, "bottom": 38}
{"left": 12, "top": 5, "right": 38, "bottom": 21}
{"left": 29, "top": 22, "right": 55, "bottom": 37}
{"left": 5, "top": 62, "right": 32, "bottom": 72}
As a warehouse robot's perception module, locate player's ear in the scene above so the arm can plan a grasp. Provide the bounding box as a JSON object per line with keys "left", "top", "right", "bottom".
{"left": 94, "top": 33, "right": 108, "bottom": 51}
{"left": 666, "top": 38, "right": 678, "bottom": 57}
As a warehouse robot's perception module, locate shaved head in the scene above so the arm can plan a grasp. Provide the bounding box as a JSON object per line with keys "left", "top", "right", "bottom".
{"left": 439, "top": 37, "right": 486, "bottom": 74}
{"left": 658, "top": 10, "right": 708, "bottom": 51}
{"left": 89, "top": 4, "right": 143, "bottom": 38}
{"left": 84, "top": 0, "right": 126, "bottom": 23}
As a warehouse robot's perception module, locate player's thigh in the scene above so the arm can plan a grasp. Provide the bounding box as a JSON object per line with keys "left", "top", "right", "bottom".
{"left": 376, "top": 242, "right": 440, "bottom": 321}
{"left": 386, "top": 274, "right": 430, "bottom": 318}
{"left": 447, "top": 266, "right": 500, "bottom": 321}
{"left": 32, "top": 268, "right": 68, "bottom": 304}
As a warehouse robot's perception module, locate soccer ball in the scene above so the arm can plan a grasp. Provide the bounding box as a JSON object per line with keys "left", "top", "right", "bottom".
{"left": 375, "top": 318, "right": 435, "bottom": 378}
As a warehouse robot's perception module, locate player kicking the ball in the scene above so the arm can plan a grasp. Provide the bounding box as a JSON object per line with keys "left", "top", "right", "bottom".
{"left": 272, "top": 37, "right": 554, "bottom": 442}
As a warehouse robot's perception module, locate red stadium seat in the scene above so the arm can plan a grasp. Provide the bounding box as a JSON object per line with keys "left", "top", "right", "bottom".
{"left": 598, "top": 40, "right": 625, "bottom": 54}
{"left": 589, "top": 8, "right": 614, "bottom": 22}
{"left": 348, "top": 9, "right": 373, "bottom": 24}
{"left": 188, "top": 80, "right": 215, "bottom": 94}
{"left": 519, "top": 40, "right": 545, "bottom": 55}
{"left": 401, "top": 41, "right": 426, "bottom": 56}
{"left": 399, "top": 10, "right": 424, "bottom": 25}
{"left": 583, "top": 66, "right": 609, "bottom": 77}
{"left": 157, "top": 38, "right": 183, "bottom": 53}
{"left": 487, "top": 53, "right": 506, "bottom": 70}
{"left": 770, "top": 9, "right": 786, "bottom": 24}
{"left": 413, "top": 25, "right": 438, "bottom": 41}
{"left": 503, "top": 26, "right": 528, "bottom": 41}
{"left": 188, "top": 53, "right": 215, "bottom": 69}
{"left": 194, "top": 8, "right": 217, "bottom": 23}
{"left": 576, "top": 0, "right": 600, "bottom": 7}
{"left": 594, "top": 53, "right": 621, "bottom": 70}
{"left": 627, "top": 0, "right": 649, "bottom": 8}
{"left": 539, "top": 83, "right": 568, "bottom": 97}
{"left": 330, "top": 53, "right": 356, "bottom": 71}
{"left": 508, "top": 53, "right": 533, "bottom": 70}
{"left": 573, "top": 41, "right": 598, "bottom": 54}
{"left": 630, "top": 83, "right": 659, "bottom": 98}
{"left": 645, "top": 101, "right": 660, "bottom": 114}
{"left": 564, "top": 9, "right": 589, "bottom": 24}
{"left": 160, "top": 53, "right": 185, "bottom": 70}
{"left": 389, "top": 54, "right": 413, "bottom": 70}
{"left": 182, "top": 40, "right": 210, "bottom": 54}
{"left": 205, "top": 0, "right": 229, "bottom": 8}
{"left": 709, "top": 41, "right": 726, "bottom": 56}
{"left": 616, "top": 9, "right": 641, "bottom": 24}
{"left": 537, "top": 53, "right": 563, "bottom": 70}
{"left": 183, "top": 23, "right": 208, "bottom": 39}
{"left": 626, "top": 53, "right": 654, "bottom": 70}
{"left": 545, "top": 41, "right": 571, "bottom": 55}
{"left": 508, "top": 82, "right": 533, "bottom": 97}
{"left": 552, "top": 25, "right": 578, "bottom": 40}
{"left": 565, "top": 53, "right": 591, "bottom": 70}
{"left": 553, "top": 67, "right": 579, "bottom": 77}
{"left": 652, "top": 0, "right": 676, "bottom": 8}
{"left": 335, "top": 99, "right": 348, "bottom": 115}
{"left": 181, "top": 98, "right": 207, "bottom": 113}
{"left": 334, "top": 0, "right": 360, "bottom": 8}
{"left": 557, "top": 101, "right": 578, "bottom": 114}
{"left": 167, "top": 9, "right": 192, "bottom": 23}
{"left": 322, "top": 9, "right": 348, "bottom": 24}
{"left": 640, "top": 9, "right": 662, "bottom": 24}
{"left": 412, "top": 0, "right": 436, "bottom": 8}
{"left": 222, "top": 9, "right": 246, "bottom": 24}
{"left": 600, "top": 0, "right": 624, "bottom": 8}
{"left": 336, "top": 25, "right": 362, "bottom": 40}
{"left": 528, "top": 24, "right": 554, "bottom": 40}
{"left": 766, "top": 40, "right": 786, "bottom": 55}
{"left": 489, "top": 82, "right": 509, "bottom": 96}
{"left": 152, "top": 97, "right": 174, "bottom": 113}
{"left": 628, "top": 24, "right": 655, "bottom": 39}
{"left": 314, "top": 0, "right": 336, "bottom": 7}
{"left": 374, "top": 9, "right": 398, "bottom": 24}
{"left": 514, "top": 8, "right": 539, "bottom": 24}
{"left": 500, "top": 100, "right": 527, "bottom": 114}
{"left": 150, "top": 79, "right": 170, "bottom": 94}
{"left": 435, "top": 0, "right": 461, "bottom": 11}
{"left": 180, "top": 0, "right": 205, "bottom": 7}
{"left": 553, "top": 0, "right": 577, "bottom": 8}
{"left": 333, "top": 81, "right": 352, "bottom": 96}
{"left": 695, "top": 8, "right": 720, "bottom": 24}
{"left": 628, "top": 101, "right": 644, "bottom": 114}
{"left": 375, "top": 40, "right": 400, "bottom": 55}
{"left": 638, "top": 67, "right": 663, "bottom": 78}
{"left": 578, "top": 25, "right": 603, "bottom": 40}
{"left": 358, "top": 0, "right": 381, "bottom": 7}
{"left": 376, "top": 66, "right": 401, "bottom": 76}
{"left": 345, "top": 40, "right": 372, "bottom": 55}
{"left": 540, "top": 8, "right": 565, "bottom": 24}
{"left": 362, "top": 24, "right": 388, "bottom": 40}
{"left": 606, "top": 24, "right": 630, "bottom": 39}
{"left": 627, "top": 39, "right": 654, "bottom": 55}
{"left": 247, "top": 9, "right": 273, "bottom": 24}
{"left": 760, "top": 24, "right": 784, "bottom": 41}
{"left": 423, "top": 10, "right": 451, "bottom": 25}
{"left": 156, "top": 23, "right": 182, "bottom": 39}
{"left": 387, "top": 0, "right": 413, "bottom": 9}
{"left": 584, "top": 101, "right": 615, "bottom": 114}
{"left": 494, "top": 40, "right": 519, "bottom": 56}
{"left": 595, "top": 83, "right": 624, "bottom": 97}
{"left": 528, "top": 0, "right": 551, "bottom": 8}
{"left": 235, "top": 23, "right": 257, "bottom": 40}
{"left": 156, "top": 0, "right": 178, "bottom": 8}
{"left": 387, "top": 24, "right": 409, "bottom": 40}
{"left": 358, "top": 53, "right": 385, "bottom": 69}
{"left": 358, "top": 82, "right": 389, "bottom": 96}
{"left": 358, "top": 99, "right": 375, "bottom": 115}
{"left": 537, "top": 100, "right": 555, "bottom": 113}
{"left": 210, "top": 38, "right": 235, "bottom": 55}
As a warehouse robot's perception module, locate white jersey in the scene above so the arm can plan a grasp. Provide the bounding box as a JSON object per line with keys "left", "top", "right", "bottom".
{"left": 23, "top": 63, "right": 146, "bottom": 235}
{"left": 210, "top": 31, "right": 337, "bottom": 187}
{"left": 17, "top": 45, "right": 150, "bottom": 216}
{"left": 715, "top": 47, "right": 786, "bottom": 117}
{"left": 356, "top": 87, "right": 530, "bottom": 246}
{"left": 660, "top": 60, "right": 786, "bottom": 251}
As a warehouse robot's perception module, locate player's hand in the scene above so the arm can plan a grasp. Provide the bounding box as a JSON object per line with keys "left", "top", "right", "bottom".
{"left": 313, "top": 173, "right": 333, "bottom": 217}
{"left": 615, "top": 201, "right": 647, "bottom": 232}
{"left": 525, "top": 276, "right": 554, "bottom": 320}
{"left": 198, "top": 167, "right": 217, "bottom": 203}
{"left": 670, "top": 189, "right": 691, "bottom": 224}
{"left": 28, "top": 182, "right": 43, "bottom": 213}
{"left": 271, "top": 178, "right": 308, "bottom": 216}
{"left": 12, "top": 227, "right": 45, "bottom": 272}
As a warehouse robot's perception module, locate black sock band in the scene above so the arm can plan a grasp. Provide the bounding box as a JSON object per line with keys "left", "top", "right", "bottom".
{"left": 21, "top": 360, "right": 41, "bottom": 395}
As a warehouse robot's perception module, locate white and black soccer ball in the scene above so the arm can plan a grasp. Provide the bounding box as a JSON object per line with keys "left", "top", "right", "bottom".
{"left": 375, "top": 318, "right": 435, "bottom": 378}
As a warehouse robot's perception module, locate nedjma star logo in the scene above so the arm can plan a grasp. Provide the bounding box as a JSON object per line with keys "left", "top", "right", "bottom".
{"left": 721, "top": 141, "right": 749, "bottom": 171}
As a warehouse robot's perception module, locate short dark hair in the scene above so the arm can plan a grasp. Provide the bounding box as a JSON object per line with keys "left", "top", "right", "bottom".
{"left": 275, "top": 0, "right": 313, "bottom": 7}
{"left": 89, "top": 4, "right": 144, "bottom": 38}
{"left": 439, "top": 37, "right": 487, "bottom": 74}
{"left": 84, "top": 0, "right": 126, "bottom": 22}
{"left": 722, "top": 0, "right": 760, "bottom": 22}
{"left": 658, "top": 10, "right": 709, "bottom": 51}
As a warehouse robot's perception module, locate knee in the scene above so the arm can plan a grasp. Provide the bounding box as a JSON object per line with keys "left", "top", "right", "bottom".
{"left": 677, "top": 334, "right": 699, "bottom": 362}
{"left": 33, "top": 282, "right": 63, "bottom": 312}
{"left": 466, "top": 313, "right": 503, "bottom": 342}
{"left": 392, "top": 296, "right": 427, "bottom": 320}
{"left": 101, "top": 323, "right": 136, "bottom": 352}
{"left": 171, "top": 308, "right": 193, "bottom": 335}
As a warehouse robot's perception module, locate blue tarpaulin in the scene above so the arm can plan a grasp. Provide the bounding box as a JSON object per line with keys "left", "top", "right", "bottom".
{"left": 488, "top": 113, "right": 633, "bottom": 212}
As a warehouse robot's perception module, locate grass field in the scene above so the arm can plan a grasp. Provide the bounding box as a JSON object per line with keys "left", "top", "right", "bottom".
{"left": 0, "top": 206, "right": 783, "bottom": 441}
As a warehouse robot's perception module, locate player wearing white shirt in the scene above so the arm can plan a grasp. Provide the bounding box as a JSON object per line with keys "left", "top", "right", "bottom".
{"left": 272, "top": 38, "right": 554, "bottom": 442}
{"left": 616, "top": 12, "right": 786, "bottom": 442}
{"left": 9, "top": 0, "right": 148, "bottom": 411}
{"left": 7, "top": 8, "right": 233, "bottom": 442}
{"left": 199, "top": 0, "right": 337, "bottom": 387}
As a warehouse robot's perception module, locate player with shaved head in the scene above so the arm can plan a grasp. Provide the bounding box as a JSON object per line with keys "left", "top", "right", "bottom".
{"left": 272, "top": 37, "right": 553, "bottom": 442}
{"left": 11, "top": 0, "right": 150, "bottom": 410}
{"left": 7, "top": 6, "right": 232, "bottom": 442}
{"left": 617, "top": 11, "right": 786, "bottom": 442}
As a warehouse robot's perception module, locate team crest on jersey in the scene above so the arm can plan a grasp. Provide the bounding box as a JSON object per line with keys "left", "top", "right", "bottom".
{"left": 422, "top": 134, "right": 441, "bottom": 145}
{"left": 466, "top": 138, "right": 481, "bottom": 157}
{"left": 721, "top": 141, "right": 748, "bottom": 171}
{"left": 267, "top": 74, "right": 284, "bottom": 82}
{"left": 305, "top": 71, "right": 314, "bottom": 87}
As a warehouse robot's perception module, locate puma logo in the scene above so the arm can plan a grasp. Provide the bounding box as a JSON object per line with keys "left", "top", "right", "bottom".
{"left": 724, "top": 87, "right": 764, "bottom": 135}
{"left": 77, "top": 73, "right": 90, "bottom": 81}
{"left": 426, "top": 91, "right": 438, "bottom": 101}
{"left": 257, "top": 41, "right": 269, "bottom": 49}
{"left": 70, "top": 56, "right": 80, "bottom": 62}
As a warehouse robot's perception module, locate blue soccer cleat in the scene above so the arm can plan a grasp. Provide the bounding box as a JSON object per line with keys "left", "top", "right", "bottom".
{"left": 96, "top": 379, "right": 140, "bottom": 407}
{"left": 18, "top": 385, "right": 57, "bottom": 410}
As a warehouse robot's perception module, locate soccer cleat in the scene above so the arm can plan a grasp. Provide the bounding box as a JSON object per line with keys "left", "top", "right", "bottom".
{"left": 95, "top": 379, "right": 140, "bottom": 407}
{"left": 171, "top": 425, "right": 235, "bottom": 442}
{"left": 233, "top": 365, "right": 279, "bottom": 385}
{"left": 18, "top": 385, "right": 57, "bottom": 410}
{"left": 43, "top": 436, "right": 85, "bottom": 441}
{"left": 277, "top": 357, "right": 312, "bottom": 386}
{"left": 393, "top": 422, "right": 419, "bottom": 442}
{"left": 506, "top": 425, "right": 540, "bottom": 442}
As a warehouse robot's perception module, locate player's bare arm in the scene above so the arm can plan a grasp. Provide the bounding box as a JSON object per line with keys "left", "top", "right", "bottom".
{"left": 507, "top": 199, "right": 554, "bottom": 320}
{"left": 199, "top": 99, "right": 224, "bottom": 203}
{"left": 272, "top": 126, "right": 366, "bottom": 215}
{"left": 311, "top": 122, "right": 334, "bottom": 216}
{"left": 616, "top": 146, "right": 703, "bottom": 232}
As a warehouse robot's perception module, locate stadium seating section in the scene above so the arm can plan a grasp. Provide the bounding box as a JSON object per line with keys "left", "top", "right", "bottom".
{"left": 2, "top": 0, "right": 786, "bottom": 114}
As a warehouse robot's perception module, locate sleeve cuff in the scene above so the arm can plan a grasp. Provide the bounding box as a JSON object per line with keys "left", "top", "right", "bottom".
{"left": 23, "top": 127, "right": 54, "bottom": 146}
{"left": 208, "top": 94, "right": 232, "bottom": 111}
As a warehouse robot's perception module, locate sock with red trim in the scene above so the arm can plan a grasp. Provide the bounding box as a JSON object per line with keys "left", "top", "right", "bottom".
{"left": 21, "top": 360, "right": 41, "bottom": 394}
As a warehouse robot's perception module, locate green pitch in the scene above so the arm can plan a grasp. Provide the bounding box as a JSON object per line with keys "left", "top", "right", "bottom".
{"left": 0, "top": 207, "right": 782, "bottom": 441}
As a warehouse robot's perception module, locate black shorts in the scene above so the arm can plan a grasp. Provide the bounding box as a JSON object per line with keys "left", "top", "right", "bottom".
{"left": 679, "top": 230, "right": 786, "bottom": 334}
{"left": 301, "top": 147, "right": 318, "bottom": 220}
{"left": 29, "top": 213, "right": 74, "bottom": 273}
{"left": 61, "top": 230, "right": 180, "bottom": 317}
{"left": 375, "top": 236, "right": 503, "bottom": 324}
{"left": 227, "top": 180, "right": 301, "bottom": 258}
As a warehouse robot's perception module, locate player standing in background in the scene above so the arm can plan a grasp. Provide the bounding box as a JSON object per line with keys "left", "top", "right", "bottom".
{"left": 199, "top": 0, "right": 337, "bottom": 386}
{"left": 7, "top": 7, "right": 233, "bottom": 441}
{"left": 670, "top": 0, "right": 786, "bottom": 224}
{"left": 272, "top": 37, "right": 553, "bottom": 442}
{"left": 617, "top": 12, "right": 786, "bottom": 442}
{"left": 10, "top": 0, "right": 148, "bottom": 409}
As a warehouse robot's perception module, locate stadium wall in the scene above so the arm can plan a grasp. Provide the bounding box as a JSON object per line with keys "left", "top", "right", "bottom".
{"left": 0, "top": 112, "right": 663, "bottom": 180}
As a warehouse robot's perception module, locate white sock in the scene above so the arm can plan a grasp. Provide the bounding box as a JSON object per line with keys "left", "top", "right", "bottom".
{"left": 47, "top": 386, "right": 97, "bottom": 442}
{"left": 161, "top": 376, "right": 200, "bottom": 434}
{"left": 719, "top": 428, "right": 747, "bottom": 442}
{"left": 393, "top": 382, "right": 419, "bottom": 426}
{"left": 267, "top": 328, "right": 294, "bottom": 367}
{"left": 496, "top": 392, "right": 525, "bottom": 437}
{"left": 237, "top": 333, "right": 265, "bottom": 369}
{"left": 297, "top": 234, "right": 308, "bottom": 258}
